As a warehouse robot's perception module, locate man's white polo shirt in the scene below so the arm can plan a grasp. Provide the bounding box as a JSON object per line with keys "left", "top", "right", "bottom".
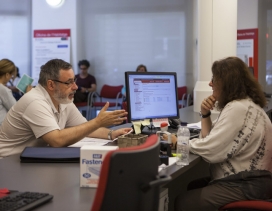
{"left": 0, "top": 84, "right": 87, "bottom": 158}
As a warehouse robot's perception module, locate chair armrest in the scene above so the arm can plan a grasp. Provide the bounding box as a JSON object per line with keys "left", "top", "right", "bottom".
{"left": 181, "top": 93, "right": 187, "bottom": 107}
{"left": 90, "top": 92, "right": 100, "bottom": 105}
{"left": 115, "top": 92, "right": 122, "bottom": 107}
{"left": 87, "top": 92, "right": 93, "bottom": 106}
{"left": 141, "top": 175, "right": 172, "bottom": 193}
{"left": 186, "top": 93, "right": 191, "bottom": 107}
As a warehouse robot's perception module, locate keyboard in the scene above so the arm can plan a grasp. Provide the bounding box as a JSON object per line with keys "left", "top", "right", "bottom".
{"left": 0, "top": 191, "right": 53, "bottom": 211}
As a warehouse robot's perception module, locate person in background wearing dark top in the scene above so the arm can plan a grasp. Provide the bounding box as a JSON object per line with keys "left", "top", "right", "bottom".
{"left": 121, "top": 64, "right": 148, "bottom": 99}
{"left": 174, "top": 57, "right": 272, "bottom": 211}
{"left": 74, "top": 60, "right": 96, "bottom": 103}
{"left": 7, "top": 66, "right": 23, "bottom": 101}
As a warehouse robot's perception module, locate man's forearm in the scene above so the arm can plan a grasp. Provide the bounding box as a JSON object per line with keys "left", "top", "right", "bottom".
{"left": 200, "top": 117, "right": 212, "bottom": 138}
{"left": 87, "top": 127, "right": 110, "bottom": 140}
{"left": 42, "top": 119, "right": 102, "bottom": 147}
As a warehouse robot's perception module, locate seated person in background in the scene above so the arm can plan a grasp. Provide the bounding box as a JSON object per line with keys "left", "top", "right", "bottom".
{"left": 174, "top": 57, "right": 272, "bottom": 211}
{"left": 74, "top": 59, "right": 96, "bottom": 104}
{"left": 7, "top": 66, "right": 23, "bottom": 101}
{"left": 121, "top": 64, "right": 148, "bottom": 99}
{"left": 0, "top": 59, "right": 31, "bottom": 126}
{"left": 0, "top": 59, "right": 130, "bottom": 158}
{"left": 0, "top": 59, "right": 17, "bottom": 125}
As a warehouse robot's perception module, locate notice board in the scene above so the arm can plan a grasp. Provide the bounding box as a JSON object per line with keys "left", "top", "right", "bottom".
{"left": 237, "top": 28, "right": 258, "bottom": 79}
{"left": 32, "top": 29, "right": 71, "bottom": 84}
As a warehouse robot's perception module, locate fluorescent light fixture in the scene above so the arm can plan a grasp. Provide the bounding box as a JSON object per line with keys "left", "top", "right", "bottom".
{"left": 46, "top": 0, "right": 65, "bottom": 7}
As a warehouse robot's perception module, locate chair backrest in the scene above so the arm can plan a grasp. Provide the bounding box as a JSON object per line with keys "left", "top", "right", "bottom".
{"left": 177, "top": 86, "right": 187, "bottom": 100}
{"left": 91, "top": 134, "right": 170, "bottom": 211}
{"left": 100, "top": 85, "right": 123, "bottom": 99}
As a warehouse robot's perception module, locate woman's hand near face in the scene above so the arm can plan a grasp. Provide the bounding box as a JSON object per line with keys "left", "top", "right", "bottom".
{"left": 201, "top": 95, "right": 216, "bottom": 115}
{"left": 200, "top": 95, "right": 216, "bottom": 138}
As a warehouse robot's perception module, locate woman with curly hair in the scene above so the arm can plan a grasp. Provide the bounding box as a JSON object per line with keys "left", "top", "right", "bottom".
{"left": 175, "top": 57, "right": 272, "bottom": 211}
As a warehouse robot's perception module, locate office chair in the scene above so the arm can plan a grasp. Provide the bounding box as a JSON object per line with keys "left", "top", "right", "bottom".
{"left": 90, "top": 84, "right": 123, "bottom": 114}
{"left": 219, "top": 200, "right": 272, "bottom": 211}
{"left": 90, "top": 134, "right": 172, "bottom": 211}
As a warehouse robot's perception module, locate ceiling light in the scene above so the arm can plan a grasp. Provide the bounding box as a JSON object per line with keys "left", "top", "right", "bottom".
{"left": 46, "top": 0, "right": 65, "bottom": 8}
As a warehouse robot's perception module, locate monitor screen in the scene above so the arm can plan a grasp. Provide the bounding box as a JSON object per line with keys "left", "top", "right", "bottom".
{"left": 125, "top": 72, "right": 179, "bottom": 122}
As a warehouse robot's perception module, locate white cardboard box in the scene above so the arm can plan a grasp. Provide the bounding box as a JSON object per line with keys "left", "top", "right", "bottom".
{"left": 80, "top": 145, "right": 118, "bottom": 188}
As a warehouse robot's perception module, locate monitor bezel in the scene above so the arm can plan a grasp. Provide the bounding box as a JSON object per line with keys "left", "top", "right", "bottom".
{"left": 125, "top": 71, "right": 180, "bottom": 123}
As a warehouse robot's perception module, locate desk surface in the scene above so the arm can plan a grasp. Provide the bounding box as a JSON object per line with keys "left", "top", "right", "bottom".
{"left": 0, "top": 151, "right": 201, "bottom": 211}
{"left": 6, "top": 105, "right": 269, "bottom": 210}
{"left": 0, "top": 106, "right": 208, "bottom": 211}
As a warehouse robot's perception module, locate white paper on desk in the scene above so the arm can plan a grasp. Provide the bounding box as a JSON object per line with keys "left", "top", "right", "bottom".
{"left": 187, "top": 121, "right": 201, "bottom": 129}
{"left": 132, "top": 121, "right": 142, "bottom": 134}
{"left": 69, "top": 137, "right": 109, "bottom": 147}
{"left": 158, "top": 157, "right": 176, "bottom": 172}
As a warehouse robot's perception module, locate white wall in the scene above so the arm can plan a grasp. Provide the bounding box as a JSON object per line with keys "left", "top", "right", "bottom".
{"left": 194, "top": 0, "right": 237, "bottom": 112}
{"left": 0, "top": 0, "right": 31, "bottom": 77}
{"left": 81, "top": 0, "right": 195, "bottom": 93}
{"left": 30, "top": 0, "right": 195, "bottom": 94}
{"left": 1, "top": 0, "right": 264, "bottom": 94}
{"left": 237, "top": 0, "right": 258, "bottom": 29}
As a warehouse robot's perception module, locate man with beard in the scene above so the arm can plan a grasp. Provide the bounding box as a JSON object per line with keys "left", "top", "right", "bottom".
{"left": 0, "top": 59, "right": 130, "bottom": 158}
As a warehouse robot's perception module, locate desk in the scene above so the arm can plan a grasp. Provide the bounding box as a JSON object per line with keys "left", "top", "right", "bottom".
{"left": 0, "top": 151, "right": 205, "bottom": 211}
{"left": 5, "top": 105, "right": 271, "bottom": 210}
{"left": 0, "top": 107, "right": 213, "bottom": 211}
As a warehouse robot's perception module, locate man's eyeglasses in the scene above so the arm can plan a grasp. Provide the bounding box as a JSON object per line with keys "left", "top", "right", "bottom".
{"left": 51, "top": 78, "right": 77, "bottom": 87}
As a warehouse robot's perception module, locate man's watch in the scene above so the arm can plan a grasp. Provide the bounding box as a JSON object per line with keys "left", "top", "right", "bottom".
{"left": 199, "top": 111, "right": 211, "bottom": 118}
{"left": 108, "top": 130, "right": 113, "bottom": 140}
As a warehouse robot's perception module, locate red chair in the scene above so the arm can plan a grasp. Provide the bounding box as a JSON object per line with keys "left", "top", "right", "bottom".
{"left": 219, "top": 200, "right": 272, "bottom": 211}
{"left": 90, "top": 134, "right": 171, "bottom": 211}
{"left": 90, "top": 85, "right": 124, "bottom": 114}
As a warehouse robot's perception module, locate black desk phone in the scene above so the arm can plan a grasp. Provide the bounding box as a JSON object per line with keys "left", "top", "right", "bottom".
{"left": 168, "top": 118, "right": 180, "bottom": 128}
{"left": 168, "top": 118, "right": 188, "bottom": 128}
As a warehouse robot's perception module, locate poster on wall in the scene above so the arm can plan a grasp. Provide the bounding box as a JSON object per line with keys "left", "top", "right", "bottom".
{"left": 32, "top": 29, "right": 70, "bottom": 85}
{"left": 237, "top": 28, "right": 258, "bottom": 79}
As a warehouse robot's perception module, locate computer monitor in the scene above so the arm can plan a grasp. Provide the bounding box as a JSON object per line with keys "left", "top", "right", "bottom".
{"left": 125, "top": 71, "right": 179, "bottom": 123}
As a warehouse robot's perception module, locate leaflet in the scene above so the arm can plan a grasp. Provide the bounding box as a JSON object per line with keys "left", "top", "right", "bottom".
{"left": 16, "top": 74, "right": 34, "bottom": 93}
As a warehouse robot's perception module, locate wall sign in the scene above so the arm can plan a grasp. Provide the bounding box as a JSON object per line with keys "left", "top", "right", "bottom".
{"left": 237, "top": 28, "right": 258, "bottom": 79}
{"left": 32, "top": 29, "right": 70, "bottom": 84}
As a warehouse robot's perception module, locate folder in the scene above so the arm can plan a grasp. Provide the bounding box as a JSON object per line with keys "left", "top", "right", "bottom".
{"left": 20, "top": 147, "right": 80, "bottom": 163}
